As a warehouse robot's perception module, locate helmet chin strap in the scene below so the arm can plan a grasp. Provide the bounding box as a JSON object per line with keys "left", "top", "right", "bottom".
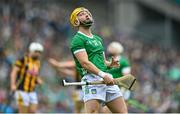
{"left": 79, "top": 19, "right": 93, "bottom": 27}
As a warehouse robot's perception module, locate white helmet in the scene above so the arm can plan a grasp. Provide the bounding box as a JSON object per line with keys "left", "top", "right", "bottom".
{"left": 107, "top": 41, "right": 124, "bottom": 55}
{"left": 29, "top": 42, "right": 44, "bottom": 52}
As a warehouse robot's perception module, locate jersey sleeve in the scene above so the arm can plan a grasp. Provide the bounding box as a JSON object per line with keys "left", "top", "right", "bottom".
{"left": 121, "top": 57, "right": 131, "bottom": 74}
{"left": 14, "top": 57, "right": 24, "bottom": 68}
{"left": 120, "top": 57, "right": 130, "bottom": 67}
{"left": 71, "top": 37, "right": 86, "bottom": 54}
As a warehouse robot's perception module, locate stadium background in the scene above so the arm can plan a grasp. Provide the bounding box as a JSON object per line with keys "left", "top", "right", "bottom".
{"left": 0, "top": 0, "right": 179, "bottom": 113}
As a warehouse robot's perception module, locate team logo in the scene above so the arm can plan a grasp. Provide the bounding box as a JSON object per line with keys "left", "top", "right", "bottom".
{"left": 91, "top": 89, "right": 97, "bottom": 94}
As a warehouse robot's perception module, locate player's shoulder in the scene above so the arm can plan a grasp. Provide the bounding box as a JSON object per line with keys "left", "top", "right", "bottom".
{"left": 120, "top": 55, "right": 130, "bottom": 65}
{"left": 70, "top": 33, "right": 86, "bottom": 47}
{"left": 14, "top": 55, "right": 27, "bottom": 66}
{"left": 71, "top": 33, "right": 85, "bottom": 41}
{"left": 93, "top": 34, "right": 103, "bottom": 41}
{"left": 93, "top": 34, "right": 101, "bottom": 38}
{"left": 120, "top": 55, "right": 129, "bottom": 61}
{"left": 16, "top": 55, "right": 26, "bottom": 61}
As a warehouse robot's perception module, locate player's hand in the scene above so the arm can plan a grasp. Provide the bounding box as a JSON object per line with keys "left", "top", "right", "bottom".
{"left": 11, "top": 84, "right": 16, "bottom": 91}
{"left": 110, "top": 57, "right": 119, "bottom": 68}
{"left": 37, "top": 77, "right": 43, "bottom": 85}
{"left": 103, "top": 74, "right": 114, "bottom": 85}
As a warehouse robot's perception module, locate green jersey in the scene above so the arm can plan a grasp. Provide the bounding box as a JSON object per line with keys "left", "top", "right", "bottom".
{"left": 107, "top": 56, "right": 131, "bottom": 78}
{"left": 70, "top": 31, "right": 107, "bottom": 77}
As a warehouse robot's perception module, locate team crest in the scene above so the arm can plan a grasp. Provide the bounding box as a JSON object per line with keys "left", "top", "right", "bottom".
{"left": 91, "top": 89, "right": 97, "bottom": 94}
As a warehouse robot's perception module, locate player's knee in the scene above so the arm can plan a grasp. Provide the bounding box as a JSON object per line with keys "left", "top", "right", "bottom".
{"left": 86, "top": 108, "right": 99, "bottom": 113}
{"left": 86, "top": 105, "right": 99, "bottom": 113}
{"left": 100, "top": 106, "right": 111, "bottom": 113}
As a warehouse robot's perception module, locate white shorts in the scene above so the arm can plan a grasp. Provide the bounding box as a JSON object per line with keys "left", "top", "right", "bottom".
{"left": 81, "top": 74, "right": 122, "bottom": 103}
{"left": 15, "top": 90, "right": 38, "bottom": 106}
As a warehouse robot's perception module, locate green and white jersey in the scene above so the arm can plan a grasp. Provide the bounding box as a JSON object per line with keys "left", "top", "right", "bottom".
{"left": 70, "top": 31, "right": 107, "bottom": 77}
{"left": 107, "top": 56, "right": 131, "bottom": 78}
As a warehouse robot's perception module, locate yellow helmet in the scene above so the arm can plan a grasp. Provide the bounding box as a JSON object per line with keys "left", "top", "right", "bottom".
{"left": 70, "top": 7, "right": 92, "bottom": 27}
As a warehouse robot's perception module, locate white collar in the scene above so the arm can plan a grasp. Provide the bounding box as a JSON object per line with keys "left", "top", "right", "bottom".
{"left": 78, "top": 31, "right": 93, "bottom": 38}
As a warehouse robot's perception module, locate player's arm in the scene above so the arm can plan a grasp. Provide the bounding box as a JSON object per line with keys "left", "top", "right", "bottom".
{"left": 10, "top": 58, "right": 23, "bottom": 91}
{"left": 75, "top": 51, "right": 100, "bottom": 75}
{"left": 57, "top": 68, "right": 76, "bottom": 78}
{"left": 122, "top": 58, "right": 131, "bottom": 75}
{"left": 104, "top": 58, "right": 111, "bottom": 67}
{"left": 10, "top": 66, "right": 20, "bottom": 91}
{"left": 48, "top": 58, "right": 76, "bottom": 78}
{"left": 122, "top": 67, "right": 131, "bottom": 75}
{"left": 48, "top": 58, "right": 75, "bottom": 68}
{"left": 103, "top": 52, "right": 119, "bottom": 68}
{"left": 75, "top": 51, "right": 114, "bottom": 85}
{"left": 36, "top": 76, "right": 43, "bottom": 85}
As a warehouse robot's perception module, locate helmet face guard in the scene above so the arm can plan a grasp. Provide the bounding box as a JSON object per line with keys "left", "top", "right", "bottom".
{"left": 70, "top": 7, "right": 93, "bottom": 27}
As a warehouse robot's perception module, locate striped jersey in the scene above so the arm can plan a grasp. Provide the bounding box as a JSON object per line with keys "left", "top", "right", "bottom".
{"left": 14, "top": 55, "right": 41, "bottom": 92}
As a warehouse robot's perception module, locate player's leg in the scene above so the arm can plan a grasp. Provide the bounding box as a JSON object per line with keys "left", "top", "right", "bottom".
{"left": 106, "top": 96, "right": 127, "bottom": 113}
{"left": 74, "top": 100, "right": 84, "bottom": 113}
{"left": 81, "top": 74, "right": 106, "bottom": 113}
{"left": 72, "top": 89, "right": 84, "bottom": 113}
{"left": 105, "top": 85, "right": 127, "bottom": 113}
{"left": 100, "top": 96, "right": 127, "bottom": 113}
{"left": 29, "top": 104, "right": 38, "bottom": 113}
{"left": 18, "top": 105, "right": 28, "bottom": 113}
{"left": 15, "top": 90, "right": 29, "bottom": 113}
{"left": 84, "top": 99, "right": 100, "bottom": 113}
{"left": 28, "top": 92, "right": 38, "bottom": 113}
{"left": 77, "top": 89, "right": 84, "bottom": 113}
{"left": 100, "top": 105, "right": 111, "bottom": 113}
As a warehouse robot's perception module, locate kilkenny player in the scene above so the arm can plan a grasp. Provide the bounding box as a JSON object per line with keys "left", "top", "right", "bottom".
{"left": 10, "top": 42, "right": 43, "bottom": 113}
{"left": 70, "top": 7, "right": 127, "bottom": 113}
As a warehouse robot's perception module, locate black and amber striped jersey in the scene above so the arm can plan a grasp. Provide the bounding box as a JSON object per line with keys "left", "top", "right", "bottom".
{"left": 14, "top": 55, "right": 41, "bottom": 92}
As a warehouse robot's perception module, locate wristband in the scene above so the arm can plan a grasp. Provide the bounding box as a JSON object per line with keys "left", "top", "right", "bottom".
{"left": 98, "top": 71, "right": 106, "bottom": 78}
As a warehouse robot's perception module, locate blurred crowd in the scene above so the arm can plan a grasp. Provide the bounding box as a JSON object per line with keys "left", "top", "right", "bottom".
{"left": 118, "top": 37, "right": 180, "bottom": 112}
{"left": 0, "top": 1, "right": 179, "bottom": 113}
